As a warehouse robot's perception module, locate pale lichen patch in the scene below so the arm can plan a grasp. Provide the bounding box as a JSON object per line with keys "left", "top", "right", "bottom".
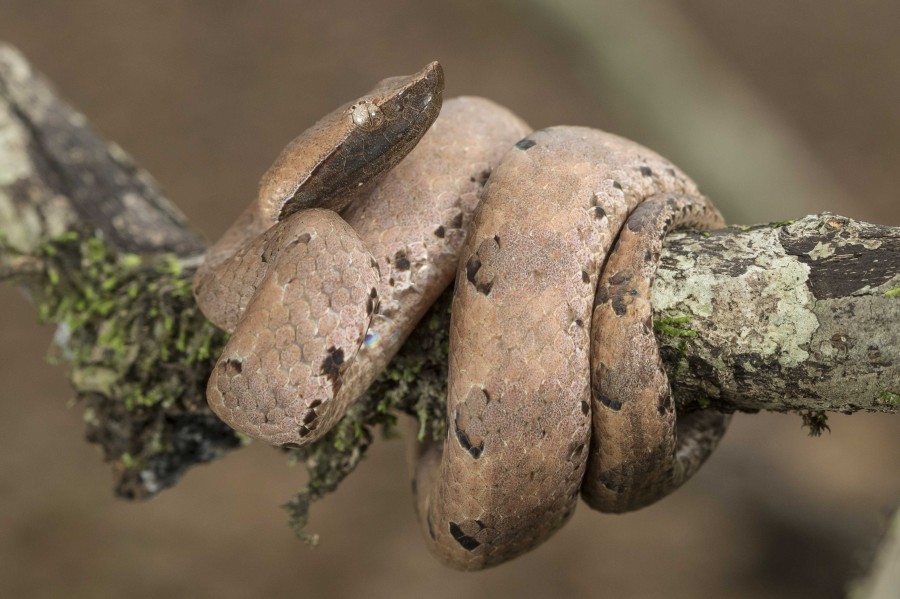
{"left": 807, "top": 241, "right": 835, "bottom": 260}
{"left": 655, "top": 229, "right": 819, "bottom": 369}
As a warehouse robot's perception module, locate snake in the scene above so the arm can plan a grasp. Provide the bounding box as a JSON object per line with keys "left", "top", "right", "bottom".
{"left": 193, "top": 62, "right": 731, "bottom": 570}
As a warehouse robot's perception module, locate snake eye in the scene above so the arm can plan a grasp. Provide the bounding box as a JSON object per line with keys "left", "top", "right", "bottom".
{"left": 350, "top": 101, "right": 384, "bottom": 130}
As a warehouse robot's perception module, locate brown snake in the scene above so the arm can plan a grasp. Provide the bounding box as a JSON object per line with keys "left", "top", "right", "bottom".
{"left": 193, "top": 62, "right": 731, "bottom": 570}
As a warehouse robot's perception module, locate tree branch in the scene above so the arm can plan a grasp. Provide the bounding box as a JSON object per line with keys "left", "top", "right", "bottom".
{"left": 0, "top": 43, "right": 896, "bottom": 522}
{"left": 0, "top": 43, "right": 203, "bottom": 256}
{"left": 655, "top": 216, "right": 899, "bottom": 416}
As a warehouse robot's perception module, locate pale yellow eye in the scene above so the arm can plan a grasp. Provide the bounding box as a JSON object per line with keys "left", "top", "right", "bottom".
{"left": 350, "top": 101, "right": 384, "bottom": 129}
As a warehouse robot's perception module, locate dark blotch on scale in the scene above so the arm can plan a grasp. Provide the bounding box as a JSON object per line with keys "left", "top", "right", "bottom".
{"left": 320, "top": 347, "right": 345, "bottom": 382}
{"left": 592, "top": 377, "right": 623, "bottom": 411}
{"left": 434, "top": 225, "right": 446, "bottom": 238}
{"left": 640, "top": 166, "right": 653, "bottom": 177}
{"left": 515, "top": 138, "right": 536, "bottom": 150}
{"left": 608, "top": 271, "right": 631, "bottom": 286}
{"left": 394, "top": 251, "right": 411, "bottom": 271}
{"left": 465, "top": 255, "right": 494, "bottom": 295}
{"left": 611, "top": 294, "right": 630, "bottom": 316}
{"left": 466, "top": 256, "right": 482, "bottom": 286}
{"left": 455, "top": 428, "right": 484, "bottom": 459}
{"left": 449, "top": 522, "right": 482, "bottom": 551}
{"left": 223, "top": 359, "right": 242, "bottom": 376}
{"left": 366, "top": 287, "right": 379, "bottom": 315}
{"left": 454, "top": 413, "right": 484, "bottom": 459}
{"left": 627, "top": 205, "right": 657, "bottom": 232}
{"left": 594, "top": 283, "right": 610, "bottom": 307}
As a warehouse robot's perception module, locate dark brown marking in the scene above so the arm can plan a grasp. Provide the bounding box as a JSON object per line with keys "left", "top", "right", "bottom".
{"left": 465, "top": 255, "right": 494, "bottom": 295}
{"left": 449, "top": 522, "right": 481, "bottom": 551}
{"left": 434, "top": 225, "right": 446, "bottom": 238}
{"left": 394, "top": 251, "right": 410, "bottom": 271}
{"left": 515, "top": 138, "right": 536, "bottom": 150}
{"left": 454, "top": 411, "right": 484, "bottom": 459}
{"left": 608, "top": 271, "right": 630, "bottom": 285}
{"left": 465, "top": 255, "right": 482, "bottom": 286}
{"left": 320, "top": 347, "right": 345, "bottom": 382}
{"left": 223, "top": 359, "right": 242, "bottom": 376}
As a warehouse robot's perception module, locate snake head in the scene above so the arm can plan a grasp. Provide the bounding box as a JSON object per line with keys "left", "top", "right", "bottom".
{"left": 256, "top": 61, "right": 445, "bottom": 222}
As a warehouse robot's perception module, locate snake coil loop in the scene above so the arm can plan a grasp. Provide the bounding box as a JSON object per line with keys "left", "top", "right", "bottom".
{"left": 193, "top": 63, "right": 730, "bottom": 570}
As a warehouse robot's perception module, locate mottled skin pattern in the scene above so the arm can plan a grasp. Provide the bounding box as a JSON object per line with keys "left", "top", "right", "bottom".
{"left": 195, "top": 84, "right": 532, "bottom": 446}
{"left": 583, "top": 194, "right": 731, "bottom": 512}
{"left": 198, "top": 62, "right": 445, "bottom": 298}
{"left": 202, "top": 209, "right": 380, "bottom": 444}
{"left": 413, "top": 128, "right": 730, "bottom": 569}
{"left": 193, "top": 65, "right": 731, "bottom": 571}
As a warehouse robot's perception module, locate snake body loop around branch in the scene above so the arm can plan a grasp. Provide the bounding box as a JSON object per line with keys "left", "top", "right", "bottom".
{"left": 193, "top": 63, "right": 730, "bottom": 570}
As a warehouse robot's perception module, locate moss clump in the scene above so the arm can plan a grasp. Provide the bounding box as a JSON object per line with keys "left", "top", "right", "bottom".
{"left": 3, "top": 229, "right": 450, "bottom": 535}
{"left": 877, "top": 391, "right": 900, "bottom": 406}
{"left": 2, "top": 231, "right": 239, "bottom": 498}
{"left": 654, "top": 315, "right": 698, "bottom": 338}
{"left": 283, "top": 288, "right": 451, "bottom": 544}
{"left": 800, "top": 410, "right": 830, "bottom": 436}
{"left": 884, "top": 288, "right": 900, "bottom": 298}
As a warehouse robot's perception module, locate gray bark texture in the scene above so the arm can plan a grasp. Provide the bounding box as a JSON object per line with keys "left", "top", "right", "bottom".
{"left": 655, "top": 218, "right": 899, "bottom": 415}
{"left": 0, "top": 43, "right": 203, "bottom": 257}
{"left": 0, "top": 42, "right": 897, "bottom": 503}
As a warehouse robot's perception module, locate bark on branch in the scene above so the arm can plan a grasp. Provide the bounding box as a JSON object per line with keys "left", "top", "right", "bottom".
{"left": 1, "top": 43, "right": 897, "bottom": 510}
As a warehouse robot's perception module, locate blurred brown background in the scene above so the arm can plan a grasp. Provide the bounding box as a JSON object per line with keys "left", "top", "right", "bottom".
{"left": 0, "top": 1, "right": 898, "bottom": 598}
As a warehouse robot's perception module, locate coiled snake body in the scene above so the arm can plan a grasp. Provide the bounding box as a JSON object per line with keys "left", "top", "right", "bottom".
{"left": 194, "top": 62, "right": 730, "bottom": 570}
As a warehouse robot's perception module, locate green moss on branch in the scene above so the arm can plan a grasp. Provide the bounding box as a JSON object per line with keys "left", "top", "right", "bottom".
{"left": 2, "top": 232, "right": 239, "bottom": 498}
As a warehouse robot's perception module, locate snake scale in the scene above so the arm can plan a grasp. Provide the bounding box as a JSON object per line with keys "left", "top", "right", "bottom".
{"left": 193, "top": 62, "right": 731, "bottom": 570}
